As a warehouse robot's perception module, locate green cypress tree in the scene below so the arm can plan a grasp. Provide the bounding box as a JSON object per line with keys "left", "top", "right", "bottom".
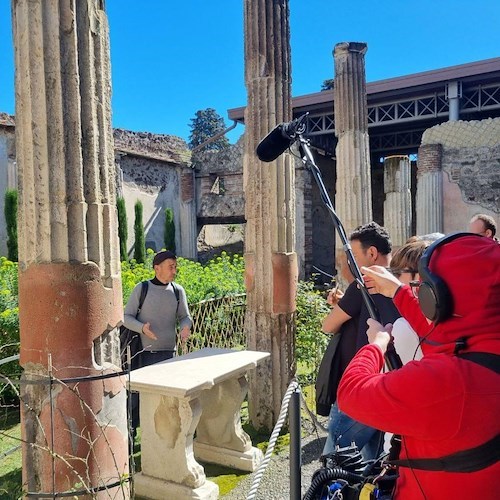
{"left": 133, "top": 200, "right": 146, "bottom": 263}
{"left": 117, "top": 196, "right": 128, "bottom": 261}
{"left": 4, "top": 189, "right": 18, "bottom": 261}
{"left": 164, "top": 208, "right": 176, "bottom": 253}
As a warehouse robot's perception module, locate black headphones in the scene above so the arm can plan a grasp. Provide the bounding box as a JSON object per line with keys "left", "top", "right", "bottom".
{"left": 418, "top": 232, "right": 484, "bottom": 324}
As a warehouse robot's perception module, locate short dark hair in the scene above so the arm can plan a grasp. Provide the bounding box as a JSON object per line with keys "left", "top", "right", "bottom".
{"left": 153, "top": 250, "right": 177, "bottom": 267}
{"left": 350, "top": 222, "right": 392, "bottom": 255}
{"left": 471, "top": 214, "right": 497, "bottom": 237}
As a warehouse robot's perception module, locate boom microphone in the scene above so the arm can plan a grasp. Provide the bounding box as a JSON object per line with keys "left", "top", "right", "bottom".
{"left": 256, "top": 114, "right": 307, "bottom": 162}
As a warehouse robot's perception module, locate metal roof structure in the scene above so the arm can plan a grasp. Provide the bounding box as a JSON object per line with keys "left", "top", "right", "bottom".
{"left": 228, "top": 57, "right": 500, "bottom": 156}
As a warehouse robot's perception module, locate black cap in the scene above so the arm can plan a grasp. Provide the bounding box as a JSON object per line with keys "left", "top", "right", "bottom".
{"left": 153, "top": 250, "right": 177, "bottom": 267}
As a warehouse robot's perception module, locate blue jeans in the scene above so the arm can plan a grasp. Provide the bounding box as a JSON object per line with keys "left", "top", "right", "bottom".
{"left": 323, "top": 402, "right": 384, "bottom": 462}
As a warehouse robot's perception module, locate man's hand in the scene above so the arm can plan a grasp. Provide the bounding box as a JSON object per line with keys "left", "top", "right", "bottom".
{"left": 142, "top": 322, "right": 158, "bottom": 340}
{"left": 361, "top": 265, "right": 402, "bottom": 298}
{"left": 326, "top": 288, "right": 344, "bottom": 307}
{"left": 366, "top": 318, "right": 393, "bottom": 354}
{"left": 179, "top": 326, "right": 191, "bottom": 343}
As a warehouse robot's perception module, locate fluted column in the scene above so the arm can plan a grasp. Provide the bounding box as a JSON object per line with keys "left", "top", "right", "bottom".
{"left": 243, "top": 0, "right": 296, "bottom": 431}
{"left": 13, "top": 1, "right": 128, "bottom": 497}
{"left": 333, "top": 42, "right": 373, "bottom": 234}
{"left": 384, "top": 155, "right": 411, "bottom": 246}
{"left": 416, "top": 144, "right": 444, "bottom": 235}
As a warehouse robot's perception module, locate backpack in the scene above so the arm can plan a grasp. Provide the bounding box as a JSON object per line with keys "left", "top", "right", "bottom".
{"left": 119, "top": 281, "right": 181, "bottom": 369}
{"left": 120, "top": 281, "right": 149, "bottom": 370}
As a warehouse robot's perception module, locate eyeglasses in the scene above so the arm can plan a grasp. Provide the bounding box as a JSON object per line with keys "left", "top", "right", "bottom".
{"left": 409, "top": 280, "right": 421, "bottom": 298}
{"left": 389, "top": 268, "right": 418, "bottom": 278}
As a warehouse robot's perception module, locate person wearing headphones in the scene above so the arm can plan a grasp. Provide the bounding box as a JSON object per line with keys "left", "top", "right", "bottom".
{"left": 337, "top": 234, "right": 500, "bottom": 499}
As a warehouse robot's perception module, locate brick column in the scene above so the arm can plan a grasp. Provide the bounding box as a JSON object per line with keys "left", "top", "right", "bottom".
{"left": 243, "top": 0, "right": 296, "bottom": 431}
{"left": 13, "top": 1, "right": 128, "bottom": 496}
{"left": 384, "top": 155, "right": 412, "bottom": 246}
{"left": 416, "top": 144, "right": 443, "bottom": 235}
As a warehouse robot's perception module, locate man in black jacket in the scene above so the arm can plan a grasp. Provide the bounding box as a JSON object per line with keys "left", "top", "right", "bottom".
{"left": 320, "top": 222, "right": 400, "bottom": 460}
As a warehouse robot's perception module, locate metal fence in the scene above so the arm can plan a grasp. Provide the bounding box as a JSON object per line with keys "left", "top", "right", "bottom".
{"left": 178, "top": 293, "right": 247, "bottom": 353}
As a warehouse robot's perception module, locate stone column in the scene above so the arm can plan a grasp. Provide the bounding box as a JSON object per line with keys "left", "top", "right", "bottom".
{"left": 333, "top": 42, "right": 373, "bottom": 234}
{"left": 13, "top": 1, "right": 128, "bottom": 497}
{"left": 416, "top": 144, "right": 444, "bottom": 235}
{"left": 179, "top": 167, "right": 198, "bottom": 259}
{"left": 243, "top": 0, "right": 297, "bottom": 431}
{"left": 384, "top": 155, "right": 412, "bottom": 246}
{"left": 295, "top": 165, "right": 313, "bottom": 280}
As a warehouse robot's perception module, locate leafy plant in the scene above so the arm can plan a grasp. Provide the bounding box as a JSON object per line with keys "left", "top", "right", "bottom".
{"left": 188, "top": 108, "right": 230, "bottom": 152}
{"left": 295, "top": 279, "right": 330, "bottom": 385}
{"left": 0, "top": 257, "right": 20, "bottom": 405}
{"left": 4, "top": 189, "right": 18, "bottom": 262}
{"left": 117, "top": 196, "right": 128, "bottom": 262}
{"left": 133, "top": 200, "right": 145, "bottom": 264}
{"left": 164, "top": 208, "right": 176, "bottom": 253}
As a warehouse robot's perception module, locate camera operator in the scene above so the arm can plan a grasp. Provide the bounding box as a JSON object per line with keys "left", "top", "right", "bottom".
{"left": 337, "top": 234, "right": 500, "bottom": 499}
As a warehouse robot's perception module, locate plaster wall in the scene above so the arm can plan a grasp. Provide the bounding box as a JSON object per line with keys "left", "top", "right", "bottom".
{"left": 422, "top": 118, "right": 500, "bottom": 232}
{"left": 118, "top": 155, "right": 181, "bottom": 255}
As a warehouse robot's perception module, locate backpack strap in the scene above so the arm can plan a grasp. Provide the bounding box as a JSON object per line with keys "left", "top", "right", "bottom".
{"left": 457, "top": 352, "right": 500, "bottom": 374}
{"left": 137, "top": 281, "right": 149, "bottom": 316}
{"left": 171, "top": 282, "right": 180, "bottom": 313}
{"left": 391, "top": 433, "right": 500, "bottom": 473}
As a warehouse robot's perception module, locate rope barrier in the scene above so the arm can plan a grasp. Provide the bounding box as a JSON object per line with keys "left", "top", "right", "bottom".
{"left": 246, "top": 379, "right": 300, "bottom": 500}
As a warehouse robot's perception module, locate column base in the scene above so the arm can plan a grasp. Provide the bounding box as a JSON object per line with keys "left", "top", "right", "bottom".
{"left": 194, "top": 441, "right": 264, "bottom": 472}
{"left": 134, "top": 472, "right": 219, "bottom": 500}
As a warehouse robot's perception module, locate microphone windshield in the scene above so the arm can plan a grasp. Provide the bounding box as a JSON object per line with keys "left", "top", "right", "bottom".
{"left": 256, "top": 125, "right": 293, "bottom": 162}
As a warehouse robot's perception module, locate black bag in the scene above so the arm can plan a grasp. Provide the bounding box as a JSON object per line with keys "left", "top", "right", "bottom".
{"left": 315, "top": 332, "right": 343, "bottom": 416}
{"left": 120, "top": 281, "right": 149, "bottom": 369}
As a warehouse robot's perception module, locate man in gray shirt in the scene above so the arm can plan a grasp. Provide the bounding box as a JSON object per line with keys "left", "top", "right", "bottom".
{"left": 124, "top": 250, "right": 192, "bottom": 363}
{"left": 124, "top": 250, "right": 192, "bottom": 438}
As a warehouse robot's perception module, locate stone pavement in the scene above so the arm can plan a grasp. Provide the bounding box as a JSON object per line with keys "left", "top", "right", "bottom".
{"left": 222, "top": 415, "right": 329, "bottom": 499}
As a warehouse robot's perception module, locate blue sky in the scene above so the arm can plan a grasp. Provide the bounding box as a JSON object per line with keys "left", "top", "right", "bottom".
{"left": 1, "top": 0, "right": 499, "bottom": 144}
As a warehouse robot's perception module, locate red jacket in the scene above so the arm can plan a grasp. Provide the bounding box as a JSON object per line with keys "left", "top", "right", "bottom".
{"left": 338, "top": 236, "right": 500, "bottom": 499}
{"left": 338, "top": 345, "right": 499, "bottom": 499}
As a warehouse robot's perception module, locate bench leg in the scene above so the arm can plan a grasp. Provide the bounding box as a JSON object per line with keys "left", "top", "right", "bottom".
{"left": 135, "top": 392, "right": 219, "bottom": 499}
{"left": 194, "top": 376, "right": 264, "bottom": 471}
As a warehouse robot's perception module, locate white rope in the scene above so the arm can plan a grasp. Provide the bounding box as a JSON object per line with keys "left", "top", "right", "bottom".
{"left": 246, "top": 379, "right": 300, "bottom": 500}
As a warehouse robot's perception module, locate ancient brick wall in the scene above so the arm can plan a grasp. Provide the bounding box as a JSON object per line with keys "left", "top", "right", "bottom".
{"left": 421, "top": 118, "right": 500, "bottom": 232}
{"left": 194, "top": 137, "right": 245, "bottom": 222}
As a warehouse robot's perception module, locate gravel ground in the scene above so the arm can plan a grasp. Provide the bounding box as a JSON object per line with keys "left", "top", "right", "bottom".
{"left": 222, "top": 415, "right": 329, "bottom": 500}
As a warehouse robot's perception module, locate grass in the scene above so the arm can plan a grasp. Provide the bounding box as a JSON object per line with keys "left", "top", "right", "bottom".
{"left": 0, "top": 384, "right": 318, "bottom": 499}
{"left": 0, "top": 408, "right": 22, "bottom": 500}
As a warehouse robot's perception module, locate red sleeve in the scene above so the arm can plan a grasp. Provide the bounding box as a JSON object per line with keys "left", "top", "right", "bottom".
{"left": 337, "top": 345, "right": 463, "bottom": 439}
{"left": 393, "top": 285, "right": 432, "bottom": 337}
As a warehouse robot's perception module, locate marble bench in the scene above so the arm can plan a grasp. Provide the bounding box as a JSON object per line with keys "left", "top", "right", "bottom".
{"left": 128, "top": 348, "right": 270, "bottom": 499}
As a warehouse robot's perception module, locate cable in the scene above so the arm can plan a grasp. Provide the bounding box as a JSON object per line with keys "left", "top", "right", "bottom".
{"left": 246, "top": 380, "right": 300, "bottom": 500}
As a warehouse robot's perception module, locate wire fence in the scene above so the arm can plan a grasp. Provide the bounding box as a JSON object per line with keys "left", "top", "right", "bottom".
{"left": 0, "top": 293, "right": 325, "bottom": 498}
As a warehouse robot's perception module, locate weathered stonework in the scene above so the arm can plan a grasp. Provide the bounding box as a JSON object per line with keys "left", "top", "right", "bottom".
{"left": 419, "top": 118, "right": 500, "bottom": 233}
{"left": 113, "top": 129, "right": 196, "bottom": 257}
{"left": 195, "top": 138, "right": 246, "bottom": 223}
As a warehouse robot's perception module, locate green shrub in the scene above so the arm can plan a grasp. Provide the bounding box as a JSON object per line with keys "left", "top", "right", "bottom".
{"left": 164, "top": 208, "right": 176, "bottom": 253}
{"left": 4, "top": 189, "right": 18, "bottom": 262}
{"left": 133, "top": 201, "right": 145, "bottom": 264}
{"left": 0, "top": 257, "right": 20, "bottom": 405}
{"left": 295, "top": 279, "right": 330, "bottom": 385}
{"left": 117, "top": 196, "right": 128, "bottom": 262}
